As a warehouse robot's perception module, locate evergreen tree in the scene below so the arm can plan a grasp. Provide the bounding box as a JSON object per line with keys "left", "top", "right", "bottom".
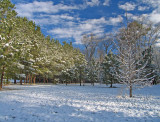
{"left": 0, "top": 0, "right": 17, "bottom": 89}
{"left": 102, "top": 51, "right": 118, "bottom": 87}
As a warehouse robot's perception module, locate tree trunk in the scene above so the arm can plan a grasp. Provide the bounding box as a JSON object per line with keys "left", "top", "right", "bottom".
{"left": 14, "top": 79, "right": 16, "bottom": 84}
{"left": 43, "top": 77, "right": 46, "bottom": 83}
{"left": 25, "top": 75, "right": 28, "bottom": 84}
{"left": 23, "top": 75, "right": 26, "bottom": 84}
{"left": 110, "top": 76, "right": 113, "bottom": 88}
{"left": 0, "top": 66, "right": 5, "bottom": 90}
{"left": 83, "top": 80, "right": 85, "bottom": 86}
{"left": 23, "top": 78, "right": 24, "bottom": 84}
{"left": 20, "top": 78, "right": 22, "bottom": 85}
{"left": 92, "top": 81, "right": 94, "bottom": 86}
{"left": 38, "top": 76, "right": 40, "bottom": 83}
{"left": 129, "top": 85, "right": 132, "bottom": 97}
{"left": 80, "top": 70, "right": 82, "bottom": 86}
{"left": 30, "top": 75, "right": 32, "bottom": 84}
{"left": 110, "top": 81, "right": 113, "bottom": 88}
{"left": 33, "top": 76, "right": 36, "bottom": 84}
{"left": 29, "top": 74, "right": 30, "bottom": 84}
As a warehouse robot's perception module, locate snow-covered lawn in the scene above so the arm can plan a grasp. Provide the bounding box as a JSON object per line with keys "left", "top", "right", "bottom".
{"left": 0, "top": 84, "right": 160, "bottom": 122}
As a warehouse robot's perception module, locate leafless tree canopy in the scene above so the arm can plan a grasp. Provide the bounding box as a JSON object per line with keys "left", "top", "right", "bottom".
{"left": 111, "top": 20, "right": 160, "bottom": 97}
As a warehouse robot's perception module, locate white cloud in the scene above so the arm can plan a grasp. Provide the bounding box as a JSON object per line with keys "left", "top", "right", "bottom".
{"left": 103, "top": 0, "right": 110, "bottom": 6}
{"left": 148, "top": 10, "right": 160, "bottom": 24}
{"left": 107, "top": 15, "right": 123, "bottom": 25}
{"left": 15, "top": 0, "right": 104, "bottom": 20}
{"left": 16, "top": 1, "right": 79, "bottom": 19}
{"left": 139, "top": 0, "right": 160, "bottom": 8}
{"left": 48, "top": 17, "right": 107, "bottom": 44}
{"left": 139, "top": 0, "right": 160, "bottom": 24}
{"left": 51, "top": 28, "right": 75, "bottom": 38}
{"left": 83, "top": 17, "right": 107, "bottom": 25}
{"left": 15, "top": 0, "right": 122, "bottom": 44}
{"left": 48, "top": 16, "right": 122, "bottom": 44}
{"left": 60, "top": 15, "right": 74, "bottom": 20}
{"left": 138, "top": 6, "right": 149, "bottom": 11}
{"left": 33, "top": 14, "right": 76, "bottom": 26}
{"left": 122, "top": 11, "right": 160, "bottom": 25}
{"left": 34, "top": 18, "right": 50, "bottom": 25}
{"left": 86, "top": 0, "right": 100, "bottom": 7}
{"left": 124, "top": 13, "right": 139, "bottom": 20}
{"left": 119, "top": 2, "right": 136, "bottom": 11}
{"left": 84, "top": 0, "right": 110, "bottom": 7}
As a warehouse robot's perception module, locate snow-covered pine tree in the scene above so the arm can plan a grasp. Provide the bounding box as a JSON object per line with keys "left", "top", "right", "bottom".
{"left": 0, "top": 0, "right": 17, "bottom": 89}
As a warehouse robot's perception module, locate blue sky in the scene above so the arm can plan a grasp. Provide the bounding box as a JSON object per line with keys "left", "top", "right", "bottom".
{"left": 11, "top": 0, "right": 160, "bottom": 46}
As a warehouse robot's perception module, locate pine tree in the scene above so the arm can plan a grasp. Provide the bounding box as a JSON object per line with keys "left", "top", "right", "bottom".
{"left": 102, "top": 51, "right": 118, "bottom": 87}
{"left": 0, "top": 0, "right": 17, "bottom": 89}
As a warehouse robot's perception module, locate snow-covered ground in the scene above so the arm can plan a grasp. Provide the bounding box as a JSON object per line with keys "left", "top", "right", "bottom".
{"left": 0, "top": 84, "right": 160, "bottom": 122}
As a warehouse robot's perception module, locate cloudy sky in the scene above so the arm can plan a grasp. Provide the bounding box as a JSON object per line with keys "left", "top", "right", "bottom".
{"left": 11, "top": 0, "right": 160, "bottom": 45}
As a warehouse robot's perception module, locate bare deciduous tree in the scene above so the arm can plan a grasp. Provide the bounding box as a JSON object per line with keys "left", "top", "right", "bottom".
{"left": 82, "top": 33, "right": 100, "bottom": 63}
{"left": 112, "top": 20, "right": 160, "bottom": 97}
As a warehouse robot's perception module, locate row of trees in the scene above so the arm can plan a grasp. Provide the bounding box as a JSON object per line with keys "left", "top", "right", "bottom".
{"left": 0, "top": 0, "right": 86, "bottom": 89}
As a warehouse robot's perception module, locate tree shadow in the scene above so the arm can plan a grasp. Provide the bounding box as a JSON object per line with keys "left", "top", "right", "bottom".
{"left": 0, "top": 99, "right": 159, "bottom": 122}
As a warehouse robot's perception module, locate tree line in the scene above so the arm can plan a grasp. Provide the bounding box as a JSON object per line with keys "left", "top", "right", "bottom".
{"left": 0, "top": 0, "right": 85, "bottom": 89}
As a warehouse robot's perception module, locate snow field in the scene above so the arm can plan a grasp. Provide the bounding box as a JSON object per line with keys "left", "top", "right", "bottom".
{"left": 0, "top": 84, "right": 160, "bottom": 122}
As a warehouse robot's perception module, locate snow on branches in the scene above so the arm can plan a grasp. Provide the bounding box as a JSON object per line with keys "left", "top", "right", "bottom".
{"left": 111, "top": 21, "right": 158, "bottom": 97}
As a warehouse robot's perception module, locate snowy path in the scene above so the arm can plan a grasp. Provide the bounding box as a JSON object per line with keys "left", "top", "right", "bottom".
{"left": 0, "top": 84, "right": 160, "bottom": 122}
